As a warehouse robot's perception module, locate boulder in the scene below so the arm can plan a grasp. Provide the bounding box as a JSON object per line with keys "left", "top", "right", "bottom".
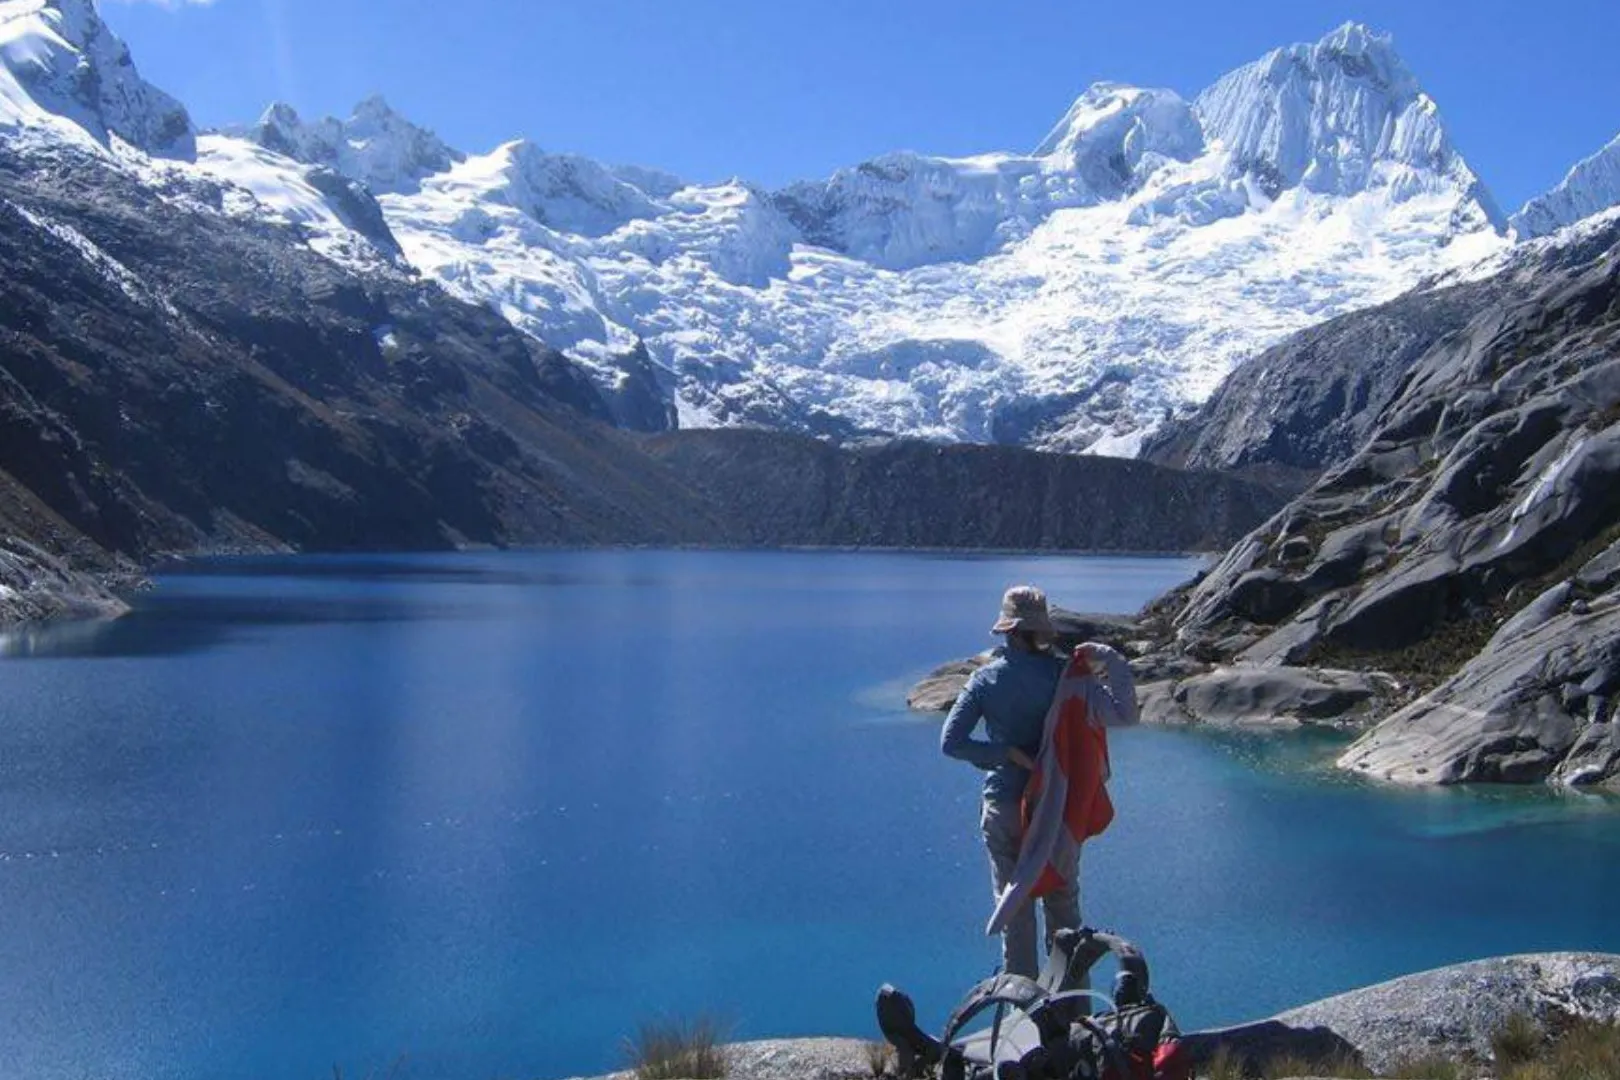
{"left": 1550, "top": 721, "right": 1620, "bottom": 788}
{"left": 565, "top": 1038, "right": 872, "bottom": 1080}
{"left": 1222, "top": 569, "right": 1308, "bottom": 625}
{"left": 722, "top": 1038, "right": 875, "bottom": 1080}
{"left": 907, "top": 656, "right": 989, "bottom": 712}
{"left": 567, "top": 955, "right": 1620, "bottom": 1080}
{"left": 1165, "top": 666, "right": 1396, "bottom": 728}
{"left": 1274, "top": 953, "right": 1620, "bottom": 1075}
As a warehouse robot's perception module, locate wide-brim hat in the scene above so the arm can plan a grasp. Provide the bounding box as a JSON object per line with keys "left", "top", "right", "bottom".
{"left": 991, "top": 585, "right": 1055, "bottom": 635}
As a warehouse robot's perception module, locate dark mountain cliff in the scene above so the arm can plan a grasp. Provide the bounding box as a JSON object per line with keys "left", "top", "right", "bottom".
{"left": 647, "top": 430, "right": 1281, "bottom": 552}
{"left": 1140, "top": 214, "right": 1620, "bottom": 787}
{"left": 0, "top": 144, "right": 730, "bottom": 578}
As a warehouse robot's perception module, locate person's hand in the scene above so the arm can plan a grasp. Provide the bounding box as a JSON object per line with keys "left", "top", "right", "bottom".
{"left": 1008, "top": 748, "right": 1037, "bottom": 771}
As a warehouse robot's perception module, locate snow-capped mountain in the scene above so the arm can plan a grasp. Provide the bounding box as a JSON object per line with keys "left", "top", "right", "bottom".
{"left": 1195, "top": 23, "right": 1500, "bottom": 220}
{"left": 1511, "top": 131, "right": 1620, "bottom": 239}
{"left": 233, "top": 22, "right": 1513, "bottom": 451}
{"left": 0, "top": 0, "right": 409, "bottom": 273}
{"left": 225, "top": 95, "right": 463, "bottom": 196}
{"left": 10, "top": 4, "right": 1613, "bottom": 456}
{"left": 0, "top": 0, "right": 192, "bottom": 157}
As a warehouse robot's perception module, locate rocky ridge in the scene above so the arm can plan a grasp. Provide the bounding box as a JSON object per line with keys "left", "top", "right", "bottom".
{"left": 1146, "top": 211, "right": 1620, "bottom": 787}
{"left": 1141, "top": 210, "right": 1620, "bottom": 489}
{"left": 1512, "top": 131, "right": 1620, "bottom": 240}
{"left": 15, "top": 3, "right": 1620, "bottom": 463}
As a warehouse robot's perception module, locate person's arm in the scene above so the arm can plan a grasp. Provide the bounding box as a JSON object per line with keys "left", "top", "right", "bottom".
{"left": 940, "top": 672, "right": 1015, "bottom": 770}
{"left": 1078, "top": 643, "right": 1140, "bottom": 726}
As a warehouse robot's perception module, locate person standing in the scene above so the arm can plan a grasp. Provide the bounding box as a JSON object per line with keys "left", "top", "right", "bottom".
{"left": 940, "top": 585, "right": 1078, "bottom": 979}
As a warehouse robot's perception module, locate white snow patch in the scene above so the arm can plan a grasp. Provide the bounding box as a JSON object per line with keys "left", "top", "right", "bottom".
{"left": 12, "top": 202, "right": 180, "bottom": 317}
{"left": 185, "top": 135, "right": 395, "bottom": 272}
{"left": 1087, "top": 428, "right": 1152, "bottom": 459}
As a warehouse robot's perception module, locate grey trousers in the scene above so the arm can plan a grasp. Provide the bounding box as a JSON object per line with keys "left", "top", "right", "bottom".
{"left": 982, "top": 798, "right": 1081, "bottom": 979}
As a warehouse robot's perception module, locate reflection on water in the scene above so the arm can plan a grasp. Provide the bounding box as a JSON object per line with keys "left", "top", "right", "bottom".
{"left": 154, "top": 554, "right": 605, "bottom": 586}
{"left": 0, "top": 593, "right": 478, "bottom": 659}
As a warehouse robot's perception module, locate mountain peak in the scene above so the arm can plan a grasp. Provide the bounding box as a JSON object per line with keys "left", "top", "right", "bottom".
{"left": 1035, "top": 83, "right": 1199, "bottom": 153}
{"left": 235, "top": 95, "right": 463, "bottom": 195}
{"left": 0, "top": 0, "right": 195, "bottom": 158}
{"left": 353, "top": 94, "right": 397, "bottom": 121}
{"left": 1318, "top": 21, "right": 1394, "bottom": 62}
{"left": 1033, "top": 82, "right": 1204, "bottom": 193}
{"left": 1511, "top": 131, "right": 1620, "bottom": 239}
{"left": 1194, "top": 22, "right": 1498, "bottom": 225}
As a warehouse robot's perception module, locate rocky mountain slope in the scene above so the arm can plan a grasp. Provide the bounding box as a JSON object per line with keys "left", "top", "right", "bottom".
{"left": 1144, "top": 210, "right": 1620, "bottom": 787}
{"left": 0, "top": 142, "right": 738, "bottom": 557}
{"left": 216, "top": 21, "right": 1508, "bottom": 453}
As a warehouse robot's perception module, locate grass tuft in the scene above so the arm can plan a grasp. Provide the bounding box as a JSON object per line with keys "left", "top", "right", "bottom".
{"left": 625, "top": 1015, "right": 728, "bottom": 1080}
{"left": 1200, "top": 1045, "right": 1245, "bottom": 1080}
{"left": 1492, "top": 1012, "right": 1544, "bottom": 1070}
{"left": 1501, "top": 1016, "right": 1620, "bottom": 1080}
{"left": 1386, "top": 1052, "right": 1465, "bottom": 1080}
{"left": 1258, "top": 1049, "right": 1370, "bottom": 1079}
{"left": 864, "top": 1039, "right": 897, "bottom": 1078}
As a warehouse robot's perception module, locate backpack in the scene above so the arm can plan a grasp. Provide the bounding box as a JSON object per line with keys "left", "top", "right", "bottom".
{"left": 876, "top": 928, "right": 1191, "bottom": 1080}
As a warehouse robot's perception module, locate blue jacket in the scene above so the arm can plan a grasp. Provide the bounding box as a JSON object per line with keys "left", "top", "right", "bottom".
{"left": 941, "top": 646, "right": 1066, "bottom": 802}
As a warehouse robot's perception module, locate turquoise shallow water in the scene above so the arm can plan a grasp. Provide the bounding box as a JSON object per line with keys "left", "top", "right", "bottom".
{"left": 0, "top": 550, "right": 1616, "bottom": 1080}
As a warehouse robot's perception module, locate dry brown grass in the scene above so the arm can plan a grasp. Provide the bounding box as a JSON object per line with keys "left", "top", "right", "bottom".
{"left": 1492, "top": 1012, "right": 1544, "bottom": 1071}
{"left": 1386, "top": 1053, "right": 1466, "bottom": 1080}
{"left": 863, "top": 1039, "right": 897, "bottom": 1078}
{"left": 1199, "top": 1045, "right": 1245, "bottom": 1080}
{"left": 1259, "top": 1049, "right": 1371, "bottom": 1079}
{"left": 625, "top": 1015, "right": 728, "bottom": 1080}
{"left": 1499, "top": 1016, "right": 1620, "bottom": 1080}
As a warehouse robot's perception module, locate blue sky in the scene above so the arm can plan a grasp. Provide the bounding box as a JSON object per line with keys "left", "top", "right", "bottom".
{"left": 103, "top": 0, "right": 1620, "bottom": 212}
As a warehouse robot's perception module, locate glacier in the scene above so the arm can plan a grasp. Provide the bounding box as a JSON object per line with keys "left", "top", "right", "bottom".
{"left": 338, "top": 22, "right": 1509, "bottom": 451}
{"left": 11, "top": 3, "right": 1620, "bottom": 456}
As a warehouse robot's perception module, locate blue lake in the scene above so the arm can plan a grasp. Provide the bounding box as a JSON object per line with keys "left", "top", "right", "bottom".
{"left": 0, "top": 550, "right": 1617, "bottom": 1080}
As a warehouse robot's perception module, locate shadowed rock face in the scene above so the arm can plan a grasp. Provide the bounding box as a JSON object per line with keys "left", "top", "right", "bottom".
{"left": 0, "top": 141, "right": 733, "bottom": 566}
{"left": 1141, "top": 276, "right": 1514, "bottom": 492}
{"left": 644, "top": 430, "right": 1284, "bottom": 553}
{"left": 1142, "top": 222, "right": 1620, "bottom": 492}
{"left": 1149, "top": 214, "right": 1620, "bottom": 786}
